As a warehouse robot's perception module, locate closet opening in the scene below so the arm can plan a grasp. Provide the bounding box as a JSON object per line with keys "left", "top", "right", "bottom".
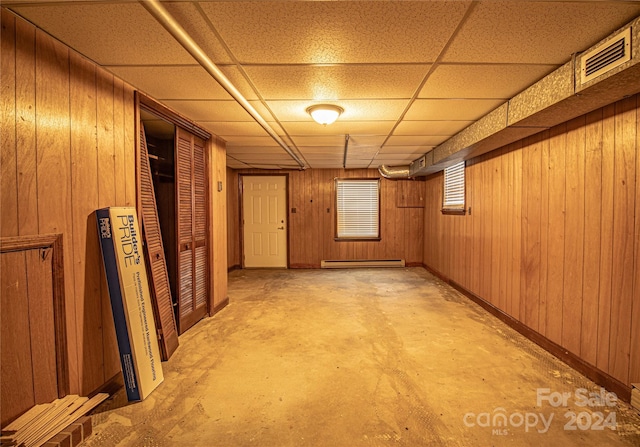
{"left": 137, "top": 92, "right": 210, "bottom": 348}
{"left": 140, "top": 109, "right": 178, "bottom": 311}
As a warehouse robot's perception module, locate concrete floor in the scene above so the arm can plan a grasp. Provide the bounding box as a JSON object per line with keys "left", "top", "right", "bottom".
{"left": 86, "top": 268, "right": 640, "bottom": 446}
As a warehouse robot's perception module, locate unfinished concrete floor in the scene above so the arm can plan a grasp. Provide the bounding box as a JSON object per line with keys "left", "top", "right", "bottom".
{"left": 86, "top": 268, "right": 640, "bottom": 446}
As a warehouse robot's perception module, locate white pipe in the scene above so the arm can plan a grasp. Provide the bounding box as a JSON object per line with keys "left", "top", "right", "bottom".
{"left": 140, "top": 0, "right": 305, "bottom": 169}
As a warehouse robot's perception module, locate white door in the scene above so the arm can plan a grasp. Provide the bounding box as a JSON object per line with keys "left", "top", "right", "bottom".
{"left": 242, "top": 176, "right": 288, "bottom": 268}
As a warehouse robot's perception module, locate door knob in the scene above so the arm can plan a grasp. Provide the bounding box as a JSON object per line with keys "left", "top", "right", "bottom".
{"left": 277, "top": 226, "right": 284, "bottom": 230}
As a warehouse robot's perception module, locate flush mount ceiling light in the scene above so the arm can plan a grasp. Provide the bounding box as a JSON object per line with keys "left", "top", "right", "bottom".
{"left": 306, "top": 104, "right": 344, "bottom": 126}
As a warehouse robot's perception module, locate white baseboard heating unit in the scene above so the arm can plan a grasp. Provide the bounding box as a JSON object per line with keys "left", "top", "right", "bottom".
{"left": 320, "top": 259, "right": 405, "bottom": 269}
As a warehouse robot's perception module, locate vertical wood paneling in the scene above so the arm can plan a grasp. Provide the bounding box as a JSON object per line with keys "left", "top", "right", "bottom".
{"left": 113, "top": 78, "right": 126, "bottom": 206}
{"left": 210, "top": 138, "right": 228, "bottom": 309}
{"left": 422, "top": 95, "right": 640, "bottom": 388}
{"left": 123, "top": 84, "right": 136, "bottom": 207}
{"left": 512, "top": 143, "right": 523, "bottom": 321}
{"left": 538, "top": 132, "right": 550, "bottom": 337}
{"left": 1, "top": 10, "right": 17, "bottom": 237}
{"left": 96, "top": 68, "right": 116, "bottom": 387}
{"left": 15, "top": 17, "right": 37, "bottom": 236}
{"left": 69, "top": 52, "right": 102, "bottom": 393}
{"left": 562, "top": 116, "right": 585, "bottom": 355}
{"left": 630, "top": 95, "right": 640, "bottom": 384}
{"left": 229, "top": 168, "right": 423, "bottom": 268}
{"left": 3, "top": 12, "right": 137, "bottom": 395}
{"left": 34, "top": 29, "right": 79, "bottom": 392}
{"left": 0, "top": 251, "right": 35, "bottom": 425}
{"left": 27, "top": 249, "right": 58, "bottom": 404}
{"left": 490, "top": 154, "right": 501, "bottom": 307}
{"left": 470, "top": 161, "right": 481, "bottom": 294}
{"left": 497, "top": 149, "right": 508, "bottom": 311}
{"left": 597, "top": 104, "right": 615, "bottom": 373}
{"left": 581, "top": 109, "right": 603, "bottom": 365}
{"left": 226, "top": 168, "right": 240, "bottom": 268}
{"left": 522, "top": 136, "right": 541, "bottom": 331}
{"left": 608, "top": 97, "right": 636, "bottom": 384}
{"left": 546, "top": 124, "right": 566, "bottom": 344}
{"left": 479, "top": 158, "right": 490, "bottom": 301}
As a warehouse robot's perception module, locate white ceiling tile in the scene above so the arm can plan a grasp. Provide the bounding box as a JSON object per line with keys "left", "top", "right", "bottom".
{"left": 197, "top": 121, "right": 274, "bottom": 138}
{"left": 293, "top": 135, "right": 386, "bottom": 148}
{"left": 405, "top": 99, "right": 505, "bottom": 121}
{"left": 444, "top": 1, "right": 640, "bottom": 64}
{"left": 106, "top": 65, "right": 253, "bottom": 101}
{"left": 11, "top": 3, "right": 195, "bottom": 65}
{"left": 223, "top": 136, "right": 285, "bottom": 146}
{"left": 8, "top": 0, "right": 638, "bottom": 170}
{"left": 162, "top": 100, "right": 255, "bottom": 122}
{"left": 385, "top": 136, "right": 449, "bottom": 147}
{"left": 377, "top": 146, "right": 432, "bottom": 155}
{"left": 283, "top": 121, "right": 396, "bottom": 136}
{"left": 244, "top": 64, "right": 430, "bottom": 100}
{"left": 162, "top": 2, "right": 233, "bottom": 65}
{"left": 199, "top": 1, "right": 471, "bottom": 64}
{"left": 419, "top": 64, "right": 558, "bottom": 99}
{"left": 393, "top": 121, "right": 473, "bottom": 136}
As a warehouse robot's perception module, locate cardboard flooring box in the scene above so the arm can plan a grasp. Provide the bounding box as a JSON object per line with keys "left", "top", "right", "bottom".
{"left": 96, "top": 207, "right": 164, "bottom": 401}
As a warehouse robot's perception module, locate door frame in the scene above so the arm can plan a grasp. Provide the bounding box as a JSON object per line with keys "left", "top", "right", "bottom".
{"left": 239, "top": 174, "right": 290, "bottom": 268}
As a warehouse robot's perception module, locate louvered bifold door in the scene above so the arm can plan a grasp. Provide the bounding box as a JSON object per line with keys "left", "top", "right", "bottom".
{"left": 176, "top": 127, "right": 208, "bottom": 334}
{"left": 139, "top": 126, "right": 179, "bottom": 359}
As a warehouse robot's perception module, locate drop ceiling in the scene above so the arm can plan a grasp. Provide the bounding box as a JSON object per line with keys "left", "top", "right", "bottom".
{"left": 5, "top": 1, "right": 640, "bottom": 169}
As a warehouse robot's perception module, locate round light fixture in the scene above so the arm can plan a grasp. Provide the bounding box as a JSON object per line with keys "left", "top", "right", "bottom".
{"left": 306, "top": 104, "right": 344, "bottom": 126}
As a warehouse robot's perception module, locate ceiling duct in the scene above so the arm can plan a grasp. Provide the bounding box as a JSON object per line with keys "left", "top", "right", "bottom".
{"left": 378, "top": 164, "right": 411, "bottom": 179}
{"left": 140, "top": 0, "right": 305, "bottom": 169}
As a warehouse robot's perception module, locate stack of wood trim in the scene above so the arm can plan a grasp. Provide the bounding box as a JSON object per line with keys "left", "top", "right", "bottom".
{"left": 0, "top": 394, "right": 108, "bottom": 447}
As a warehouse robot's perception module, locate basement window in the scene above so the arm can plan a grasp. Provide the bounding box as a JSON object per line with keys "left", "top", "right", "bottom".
{"left": 335, "top": 179, "right": 380, "bottom": 240}
{"left": 442, "top": 161, "right": 466, "bottom": 215}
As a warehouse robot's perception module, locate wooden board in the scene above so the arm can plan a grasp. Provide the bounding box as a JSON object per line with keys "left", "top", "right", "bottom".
{"left": 562, "top": 116, "right": 585, "bottom": 355}
{"left": 1, "top": 10, "right": 17, "bottom": 238}
{"left": 581, "top": 109, "right": 603, "bottom": 365}
{"left": 608, "top": 96, "right": 636, "bottom": 384}
{"left": 545, "top": 124, "right": 566, "bottom": 345}
{"left": 69, "top": 51, "right": 104, "bottom": 395}
{"left": 1, "top": 250, "right": 35, "bottom": 426}
{"left": 15, "top": 16, "right": 38, "bottom": 236}
{"left": 630, "top": 96, "right": 640, "bottom": 384}
{"left": 596, "top": 103, "right": 616, "bottom": 372}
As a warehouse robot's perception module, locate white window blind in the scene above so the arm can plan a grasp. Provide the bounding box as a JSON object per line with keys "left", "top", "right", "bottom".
{"left": 336, "top": 179, "right": 380, "bottom": 239}
{"left": 443, "top": 161, "right": 465, "bottom": 209}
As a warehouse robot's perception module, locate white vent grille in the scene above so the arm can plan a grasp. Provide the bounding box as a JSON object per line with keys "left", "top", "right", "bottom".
{"left": 581, "top": 28, "right": 631, "bottom": 84}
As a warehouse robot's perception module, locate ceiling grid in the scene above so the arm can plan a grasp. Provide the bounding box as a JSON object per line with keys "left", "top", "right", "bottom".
{"left": 5, "top": 0, "right": 640, "bottom": 169}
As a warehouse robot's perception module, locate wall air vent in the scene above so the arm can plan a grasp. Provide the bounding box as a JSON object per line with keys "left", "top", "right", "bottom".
{"left": 581, "top": 27, "right": 631, "bottom": 85}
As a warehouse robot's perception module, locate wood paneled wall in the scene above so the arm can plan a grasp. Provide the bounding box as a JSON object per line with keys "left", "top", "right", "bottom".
{"left": 227, "top": 168, "right": 424, "bottom": 268}
{"left": 423, "top": 95, "right": 640, "bottom": 388}
{"left": 1, "top": 10, "right": 229, "bottom": 395}
{"left": 226, "top": 168, "right": 240, "bottom": 269}
{"left": 209, "top": 137, "right": 228, "bottom": 311}
{"left": 1, "top": 9, "right": 135, "bottom": 395}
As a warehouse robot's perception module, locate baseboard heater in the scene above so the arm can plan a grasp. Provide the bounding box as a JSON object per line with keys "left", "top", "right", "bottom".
{"left": 320, "top": 259, "right": 406, "bottom": 269}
